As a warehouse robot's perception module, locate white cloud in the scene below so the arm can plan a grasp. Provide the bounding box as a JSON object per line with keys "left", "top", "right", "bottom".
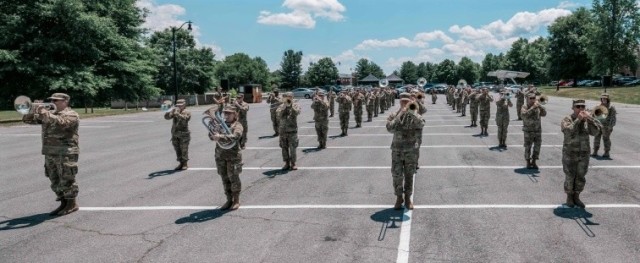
{"left": 557, "top": 1, "right": 580, "bottom": 9}
{"left": 302, "top": 49, "right": 361, "bottom": 72}
{"left": 202, "top": 43, "right": 225, "bottom": 58}
{"left": 442, "top": 40, "right": 485, "bottom": 58}
{"left": 258, "top": 0, "right": 346, "bottom": 29}
{"left": 484, "top": 8, "right": 571, "bottom": 37}
{"left": 137, "top": 0, "right": 187, "bottom": 32}
{"left": 448, "top": 25, "right": 494, "bottom": 40}
{"left": 355, "top": 37, "right": 427, "bottom": 50}
{"left": 413, "top": 30, "right": 454, "bottom": 44}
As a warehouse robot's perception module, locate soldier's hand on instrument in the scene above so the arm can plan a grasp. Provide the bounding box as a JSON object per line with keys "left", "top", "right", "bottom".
{"left": 36, "top": 105, "right": 46, "bottom": 115}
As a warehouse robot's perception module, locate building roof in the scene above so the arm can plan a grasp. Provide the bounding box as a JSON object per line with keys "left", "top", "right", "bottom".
{"left": 386, "top": 73, "right": 404, "bottom": 82}
{"left": 359, "top": 74, "right": 379, "bottom": 82}
{"left": 338, "top": 73, "right": 352, "bottom": 78}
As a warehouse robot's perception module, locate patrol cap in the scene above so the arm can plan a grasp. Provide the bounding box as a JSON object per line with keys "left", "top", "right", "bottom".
{"left": 273, "top": 88, "right": 280, "bottom": 92}
{"left": 572, "top": 99, "right": 586, "bottom": 106}
{"left": 48, "top": 93, "right": 70, "bottom": 101}
{"left": 283, "top": 92, "right": 293, "bottom": 98}
{"left": 175, "top": 99, "right": 186, "bottom": 106}
{"left": 236, "top": 93, "right": 244, "bottom": 97}
{"left": 600, "top": 93, "right": 610, "bottom": 99}
{"left": 399, "top": 92, "right": 411, "bottom": 99}
{"left": 223, "top": 104, "right": 237, "bottom": 113}
{"left": 527, "top": 93, "right": 536, "bottom": 98}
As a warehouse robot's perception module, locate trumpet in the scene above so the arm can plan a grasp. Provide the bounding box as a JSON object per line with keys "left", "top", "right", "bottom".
{"left": 202, "top": 111, "right": 237, "bottom": 150}
{"left": 160, "top": 100, "right": 174, "bottom": 112}
{"left": 538, "top": 94, "right": 548, "bottom": 105}
{"left": 14, "top": 95, "right": 57, "bottom": 115}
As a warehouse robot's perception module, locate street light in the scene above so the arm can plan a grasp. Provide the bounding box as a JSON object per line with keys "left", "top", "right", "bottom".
{"left": 172, "top": 20, "right": 193, "bottom": 104}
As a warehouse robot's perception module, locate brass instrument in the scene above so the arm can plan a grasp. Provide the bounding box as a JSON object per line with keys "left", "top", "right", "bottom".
{"left": 417, "top": 77, "right": 427, "bottom": 88}
{"left": 160, "top": 100, "right": 174, "bottom": 112}
{"left": 590, "top": 105, "right": 608, "bottom": 124}
{"left": 379, "top": 78, "right": 389, "bottom": 88}
{"left": 416, "top": 93, "right": 424, "bottom": 100}
{"left": 539, "top": 94, "right": 548, "bottom": 105}
{"left": 202, "top": 111, "right": 237, "bottom": 150}
{"left": 14, "top": 95, "right": 57, "bottom": 115}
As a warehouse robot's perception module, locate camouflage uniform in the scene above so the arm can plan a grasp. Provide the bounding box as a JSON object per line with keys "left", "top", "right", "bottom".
{"left": 337, "top": 93, "right": 353, "bottom": 135}
{"left": 366, "top": 92, "right": 375, "bottom": 121}
{"left": 495, "top": 96, "right": 512, "bottom": 147}
{"left": 235, "top": 98, "right": 249, "bottom": 149}
{"left": 28, "top": 93, "right": 80, "bottom": 215}
{"left": 561, "top": 100, "right": 602, "bottom": 207}
{"left": 213, "top": 105, "right": 244, "bottom": 210}
{"left": 593, "top": 97, "right": 617, "bottom": 156}
{"left": 378, "top": 91, "right": 386, "bottom": 113}
{"left": 311, "top": 97, "right": 329, "bottom": 148}
{"left": 165, "top": 101, "right": 191, "bottom": 167}
{"left": 267, "top": 91, "right": 282, "bottom": 135}
{"left": 456, "top": 90, "right": 464, "bottom": 114}
{"left": 373, "top": 91, "right": 380, "bottom": 117}
{"left": 353, "top": 93, "right": 364, "bottom": 127}
{"left": 477, "top": 93, "right": 494, "bottom": 135}
{"left": 390, "top": 90, "right": 396, "bottom": 106}
{"left": 460, "top": 90, "right": 469, "bottom": 116}
{"left": 469, "top": 92, "right": 479, "bottom": 127}
{"left": 328, "top": 91, "right": 337, "bottom": 117}
{"left": 387, "top": 97, "right": 425, "bottom": 210}
{"left": 431, "top": 90, "right": 437, "bottom": 104}
{"left": 521, "top": 96, "right": 547, "bottom": 167}
{"left": 515, "top": 90, "right": 525, "bottom": 120}
{"left": 277, "top": 97, "right": 301, "bottom": 169}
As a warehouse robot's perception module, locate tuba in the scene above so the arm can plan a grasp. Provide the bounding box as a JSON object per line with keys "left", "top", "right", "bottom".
{"left": 417, "top": 77, "right": 427, "bottom": 88}
{"left": 14, "top": 95, "right": 56, "bottom": 115}
{"left": 202, "top": 111, "right": 237, "bottom": 150}
{"left": 379, "top": 78, "right": 389, "bottom": 88}
{"left": 160, "top": 100, "right": 174, "bottom": 112}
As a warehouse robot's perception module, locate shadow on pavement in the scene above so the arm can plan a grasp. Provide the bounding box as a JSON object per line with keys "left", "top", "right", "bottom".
{"left": 371, "top": 208, "right": 408, "bottom": 241}
{"left": 148, "top": 169, "right": 180, "bottom": 179}
{"left": 175, "top": 210, "right": 227, "bottom": 224}
{"left": 263, "top": 169, "right": 289, "bottom": 178}
{"left": 489, "top": 146, "right": 507, "bottom": 152}
{"left": 0, "top": 213, "right": 53, "bottom": 231}
{"left": 553, "top": 207, "right": 599, "bottom": 237}
{"left": 258, "top": 135, "right": 278, "bottom": 140}
{"left": 302, "top": 148, "right": 322, "bottom": 153}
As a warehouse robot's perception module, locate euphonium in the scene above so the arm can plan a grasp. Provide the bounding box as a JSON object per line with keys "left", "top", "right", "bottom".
{"left": 591, "top": 105, "right": 608, "bottom": 124}
{"left": 14, "top": 95, "right": 56, "bottom": 115}
{"left": 202, "top": 111, "right": 237, "bottom": 150}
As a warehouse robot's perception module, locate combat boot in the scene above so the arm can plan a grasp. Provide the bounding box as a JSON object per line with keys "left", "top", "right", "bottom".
{"left": 49, "top": 199, "right": 67, "bottom": 216}
{"left": 230, "top": 192, "right": 240, "bottom": 210}
{"left": 526, "top": 159, "right": 532, "bottom": 169}
{"left": 393, "top": 195, "right": 404, "bottom": 210}
{"left": 282, "top": 162, "right": 290, "bottom": 170}
{"left": 591, "top": 149, "right": 598, "bottom": 157}
{"left": 174, "top": 162, "right": 183, "bottom": 170}
{"left": 57, "top": 198, "right": 79, "bottom": 216}
{"left": 565, "top": 193, "right": 575, "bottom": 208}
{"left": 602, "top": 151, "right": 610, "bottom": 158}
{"left": 220, "top": 193, "right": 232, "bottom": 210}
{"left": 181, "top": 161, "right": 188, "bottom": 170}
{"left": 404, "top": 193, "right": 414, "bottom": 210}
{"left": 531, "top": 159, "right": 539, "bottom": 170}
{"left": 573, "top": 193, "right": 585, "bottom": 208}
{"left": 290, "top": 161, "right": 298, "bottom": 170}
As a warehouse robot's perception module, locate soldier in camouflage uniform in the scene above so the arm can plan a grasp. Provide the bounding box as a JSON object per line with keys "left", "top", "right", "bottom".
{"left": 387, "top": 93, "right": 425, "bottom": 210}
{"left": 311, "top": 93, "right": 329, "bottom": 149}
{"left": 390, "top": 89, "right": 396, "bottom": 106}
{"left": 460, "top": 88, "right": 469, "bottom": 116}
{"left": 430, "top": 89, "right": 437, "bottom": 104}
{"left": 328, "top": 88, "right": 337, "bottom": 117}
{"left": 234, "top": 94, "right": 250, "bottom": 149}
{"left": 521, "top": 93, "right": 547, "bottom": 169}
{"left": 477, "top": 88, "right": 494, "bottom": 136}
{"left": 28, "top": 93, "right": 81, "bottom": 216}
{"left": 373, "top": 89, "right": 380, "bottom": 117}
{"left": 366, "top": 90, "right": 375, "bottom": 122}
{"left": 337, "top": 91, "right": 353, "bottom": 136}
{"left": 515, "top": 87, "right": 525, "bottom": 120}
{"left": 469, "top": 89, "right": 479, "bottom": 127}
{"left": 456, "top": 89, "right": 464, "bottom": 114}
{"left": 209, "top": 104, "right": 244, "bottom": 210}
{"left": 378, "top": 89, "right": 387, "bottom": 114}
{"left": 495, "top": 91, "right": 513, "bottom": 148}
{"left": 592, "top": 93, "right": 617, "bottom": 158}
{"left": 277, "top": 92, "right": 301, "bottom": 170}
{"left": 267, "top": 87, "right": 282, "bottom": 136}
{"left": 561, "top": 100, "right": 602, "bottom": 208}
{"left": 165, "top": 99, "right": 191, "bottom": 170}
{"left": 353, "top": 91, "right": 364, "bottom": 128}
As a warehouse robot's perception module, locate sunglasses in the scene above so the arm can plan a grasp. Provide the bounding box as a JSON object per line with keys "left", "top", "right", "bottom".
{"left": 528, "top": 97, "right": 536, "bottom": 100}
{"left": 575, "top": 105, "right": 585, "bottom": 109}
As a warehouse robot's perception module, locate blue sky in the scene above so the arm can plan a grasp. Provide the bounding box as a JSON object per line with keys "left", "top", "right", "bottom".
{"left": 137, "top": 0, "right": 595, "bottom": 74}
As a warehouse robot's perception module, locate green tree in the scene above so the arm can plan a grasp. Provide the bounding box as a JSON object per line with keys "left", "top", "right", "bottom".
{"left": 307, "top": 57, "right": 339, "bottom": 86}
{"left": 435, "top": 59, "right": 457, "bottom": 84}
{"left": 354, "top": 58, "right": 385, "bottom": 80}
{"left": 527, "top": 37, "right": 550, "bottom": 84}
{"left": 214, "top": 53, "right": 269, "bottom": 90}
{"left": 457, "top": 57, "right": 479, "bottom": 84}
{"left": 588, "top": 0, "right": 640, "bottom": 78}
{"left": 548, "top": 7, "right": 593, "bottom": 84}
{"left": 506, "top": 38, "right": 530, "bottom": 73}
{"left": 279, "top": 49, "right": 303, "bottom": 90}
{"left": 399, "top": 61, "right": 418, "bottom": 85}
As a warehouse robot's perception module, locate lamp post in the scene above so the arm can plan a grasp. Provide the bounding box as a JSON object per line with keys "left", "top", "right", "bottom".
{"left": 172, "top": 21, "right": 193, "bottom": 104}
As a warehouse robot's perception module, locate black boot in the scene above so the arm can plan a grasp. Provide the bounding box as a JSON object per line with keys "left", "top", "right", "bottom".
{"left": 573, "top": 192, "right": 585, "bottom": 208}
{"left": 50, "top": 199, "right": 67, "bottom": 216}
{"left": 57, "top": 198, "right": 79, "bottom": 216}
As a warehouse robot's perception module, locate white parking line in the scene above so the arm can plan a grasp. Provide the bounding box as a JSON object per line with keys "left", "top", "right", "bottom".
{"left": 78, "top": 203, "right": 640, "bottom": 211}
{"left": 295, "top": 133, "right": 559, "bottom": 137}
{"left": 245, "top": 145, "right": 563, "bottom": 150}
{"left": 83, "top": 120, "right": 154, "bottom": 123}
{"left": 0, "top": 134, "right": 40, "bottom": 136}
{"left": 299, "top": 125, "right": 524, "bottom": 128}
{"left": 396, "top": 174, "right": 415, "bottom": 263}
{"left": 187, "top": 165, "right": 640, "bottom": 171}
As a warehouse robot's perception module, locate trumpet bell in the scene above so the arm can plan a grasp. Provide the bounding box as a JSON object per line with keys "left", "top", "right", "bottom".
{"left": 592, "top": 105, "right": 609, "bottom": 123}
{"left": 539, "top": 94, "right": 548, "bottom": 105}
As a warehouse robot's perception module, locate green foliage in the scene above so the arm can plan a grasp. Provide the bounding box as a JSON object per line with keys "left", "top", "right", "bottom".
{"left": 587, "top": 0, "right": 640, "bottom": 76}
{"left": 481, "top": 53, "right": 507, "bottom": 81}
{"left": 307, "top": 57, "right": 339, "bottom": 86}
{"left": 548, "top": 7, "right": 592, "bottom": 81}
{"left": 399, "top": 61, "right": 418, "bottom": 85}
{"left": 214, "top": 53, "right": 270, "bottom": 90}
{"left": 354, "top": 58, "right": 385, "bottom": 80}
{"left": 435, "top": 59, "right": 457, "bottom": 84}
{"left": 279, "top": 50, "right": 303, "bottom": 89}
{"left": 456, "top": 57, "right": 479, "bottom": 84}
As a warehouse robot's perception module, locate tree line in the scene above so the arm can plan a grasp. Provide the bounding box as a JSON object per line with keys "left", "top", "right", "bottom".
{"left": 1, "top": 0, "right": 638, "bottom": 110}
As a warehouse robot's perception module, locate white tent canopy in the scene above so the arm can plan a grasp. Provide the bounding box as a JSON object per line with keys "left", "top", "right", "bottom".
{"left": 487, "top": 70, "right": 530, "bottom": 79}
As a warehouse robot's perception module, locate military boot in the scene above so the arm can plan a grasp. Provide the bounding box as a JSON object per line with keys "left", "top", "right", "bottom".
{"left": 404, "top": 193, "right": 414, "bottom": 210}
{"left": 526, "top": 159, "right": 532, "bottom": 169}
{"left": 282, "top": 162, "right": 290, "bottom": 170}
{"left": 393, "top": 195, "right": 404, "bottom": 210}
{"left": 174, "top": 162, "right": 183, "bottom": 170}
{"left": 531, "top": 159, "right": 539, "bottom": 169}
{"left": 57, "top": 198, "right": 79, "bottom": 216}
{"left": 565, "top": 193, "right": 575, "bottom": 208}
{"left": 590, "top": 149, "right": 598, "bottom": 157}
{"left": 230, "top": 192, "right": 240, "bottom": 210}
{"left": 49, "top": 199, "right": 67, "bottom": 216}
{"left": 220, "top": 193, "right": 232, "bottom": 210}
{"left": 602, "top": 151, "right": 610, "bottom": 158}
{"left": 290, "top": 161, "right": 298, "bottom": 170}
{"left": 181, "top": 161, "right": 188, "bottom": 170}
{"left": 573, "top": 193, "right": 585, "bottom": 208}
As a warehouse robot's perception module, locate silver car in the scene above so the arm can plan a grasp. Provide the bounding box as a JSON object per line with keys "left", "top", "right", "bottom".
{"left": 291, "top": 88, "right": 316, "bottom": 99}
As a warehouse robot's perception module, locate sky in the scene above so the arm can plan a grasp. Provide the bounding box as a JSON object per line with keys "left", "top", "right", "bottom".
{"left": 136, "top": 0, "right": 600, "bottom": 75}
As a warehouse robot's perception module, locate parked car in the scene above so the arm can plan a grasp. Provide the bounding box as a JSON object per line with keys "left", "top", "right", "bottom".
{"left": 585, "top": 80, "right": 602, "bottom": 87}
{"left": 308, "top": 87, "right": 327, "bottom": 95}
{"left": 623, "top": 79, "right": 640, "bottom": 86}
{"left": 291, "top": 88, "right": 316, "bottom": 99}
{"left": 433, "top": 83, "right": 448, "bottom": 94}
